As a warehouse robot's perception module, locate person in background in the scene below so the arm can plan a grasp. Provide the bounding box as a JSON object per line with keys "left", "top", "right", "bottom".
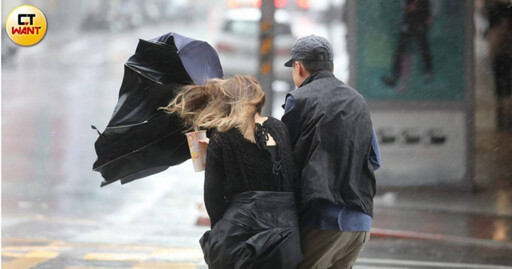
{"left": 485, "top": 0, "right": 512, "bottom": 130}
{"left": 382, "top": 0, "right": 434, "bottom": 87}
{"left": 162, "top": 75, "right": 302, "bottom": 269}
{"left": 282, "top": 35, "right": 381, "bottom": 269}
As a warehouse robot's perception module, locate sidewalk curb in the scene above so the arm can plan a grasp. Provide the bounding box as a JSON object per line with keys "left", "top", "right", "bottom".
{"left": 371, "top": 227, "right": 512, "bottom": 249}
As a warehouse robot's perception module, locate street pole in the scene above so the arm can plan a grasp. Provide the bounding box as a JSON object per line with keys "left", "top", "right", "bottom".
{"left": 257, "top": 0, "right": 276, "bottom": 117}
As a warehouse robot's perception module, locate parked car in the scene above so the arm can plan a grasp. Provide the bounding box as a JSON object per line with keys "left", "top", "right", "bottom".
{"left": 215, "top": 8, "right": 296, "bottom": 85}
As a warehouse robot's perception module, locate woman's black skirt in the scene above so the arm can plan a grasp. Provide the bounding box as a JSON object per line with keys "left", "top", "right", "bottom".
{"left": 199, "top": 191, "right": 302, "bottom": 269}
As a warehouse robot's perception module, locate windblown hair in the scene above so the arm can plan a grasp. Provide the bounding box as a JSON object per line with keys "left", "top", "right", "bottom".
{"left": 161, "top": 75, "right": 265, "bottom": 143}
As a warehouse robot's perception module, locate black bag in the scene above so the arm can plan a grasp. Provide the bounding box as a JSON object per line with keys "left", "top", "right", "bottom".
{"left": 200, "top": 191, "right": 303, "bottom": 269}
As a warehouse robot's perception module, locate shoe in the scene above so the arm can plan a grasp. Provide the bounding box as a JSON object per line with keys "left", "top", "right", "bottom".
{"left": 381, "top": 76, "right": 397, "bottom": 87}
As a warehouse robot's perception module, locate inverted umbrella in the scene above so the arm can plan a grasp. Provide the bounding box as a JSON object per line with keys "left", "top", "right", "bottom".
{"left": 92, "top": 32, "right": 223, "bottom": 187}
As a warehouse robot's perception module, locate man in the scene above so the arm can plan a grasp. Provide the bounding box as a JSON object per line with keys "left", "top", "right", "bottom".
{"left": 282, "top": 35, "right": 380, "bottom": 269}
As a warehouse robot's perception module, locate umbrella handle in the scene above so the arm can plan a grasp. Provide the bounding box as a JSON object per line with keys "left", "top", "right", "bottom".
{"left": 91, "top": 125, "right": 102, "bottom": 136}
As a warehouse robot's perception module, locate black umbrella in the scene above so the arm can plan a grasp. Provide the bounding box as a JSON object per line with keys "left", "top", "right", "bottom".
{"left": 92, "top": 32, "right": 223, "bottom": 187}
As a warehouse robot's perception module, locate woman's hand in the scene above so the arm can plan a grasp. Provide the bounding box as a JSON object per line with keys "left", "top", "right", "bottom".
{"left": 199, "top": 138, "right": 210, "bottom": 152}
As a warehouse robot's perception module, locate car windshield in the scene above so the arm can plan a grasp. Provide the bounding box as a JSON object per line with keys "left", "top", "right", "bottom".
{"left": 223, "top": 20, "right": 292, "bottom": 37}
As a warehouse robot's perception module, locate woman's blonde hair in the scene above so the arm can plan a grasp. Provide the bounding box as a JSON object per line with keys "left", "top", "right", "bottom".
{"left": 161, "top": 75, "right": 265, "bottom": 143}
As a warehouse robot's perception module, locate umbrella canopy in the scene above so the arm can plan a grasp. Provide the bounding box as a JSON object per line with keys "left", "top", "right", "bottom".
{"left": 93, "top": 32, "right": 223, "bottom": 187}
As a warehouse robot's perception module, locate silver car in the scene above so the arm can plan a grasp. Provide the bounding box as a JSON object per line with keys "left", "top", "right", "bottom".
{"left": 215, "top": 8, "right": 296, "bottom": 84}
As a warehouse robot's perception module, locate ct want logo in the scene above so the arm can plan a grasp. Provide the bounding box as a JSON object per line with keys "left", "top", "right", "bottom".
{"left": 5, "top": 5, "right": 47, "bottom": 46}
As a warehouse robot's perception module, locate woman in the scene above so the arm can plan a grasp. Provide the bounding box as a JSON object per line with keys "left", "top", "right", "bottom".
{"left": 162, "top": 75, "right": 302, "bottom": 268}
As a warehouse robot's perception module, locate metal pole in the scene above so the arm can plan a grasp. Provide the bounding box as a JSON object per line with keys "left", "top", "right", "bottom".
{"left": 257, "top": 0, "right": 276, "bottom": 117}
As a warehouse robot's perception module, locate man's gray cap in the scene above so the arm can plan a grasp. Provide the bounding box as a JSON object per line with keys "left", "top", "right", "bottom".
{"left": 284, "top": 35, "right": 334, "bottom": 67}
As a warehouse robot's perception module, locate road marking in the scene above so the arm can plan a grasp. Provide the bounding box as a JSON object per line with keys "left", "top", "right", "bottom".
{"left": 357, "top": 258, "right": 512, "bottom": 269}
{"left": 81, "top": 248, "right": 204, "bottom": 263}
{"left": 1, "top": 251, "right": 59, "bottom": 269}
{"left": 1, "top": 252, "right": 23, "bottom": 258}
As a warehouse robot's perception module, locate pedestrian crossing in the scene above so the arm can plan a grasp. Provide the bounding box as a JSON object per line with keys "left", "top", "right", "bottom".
{"left": 3, "top": 238, "right": 512, "bottom": 269}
